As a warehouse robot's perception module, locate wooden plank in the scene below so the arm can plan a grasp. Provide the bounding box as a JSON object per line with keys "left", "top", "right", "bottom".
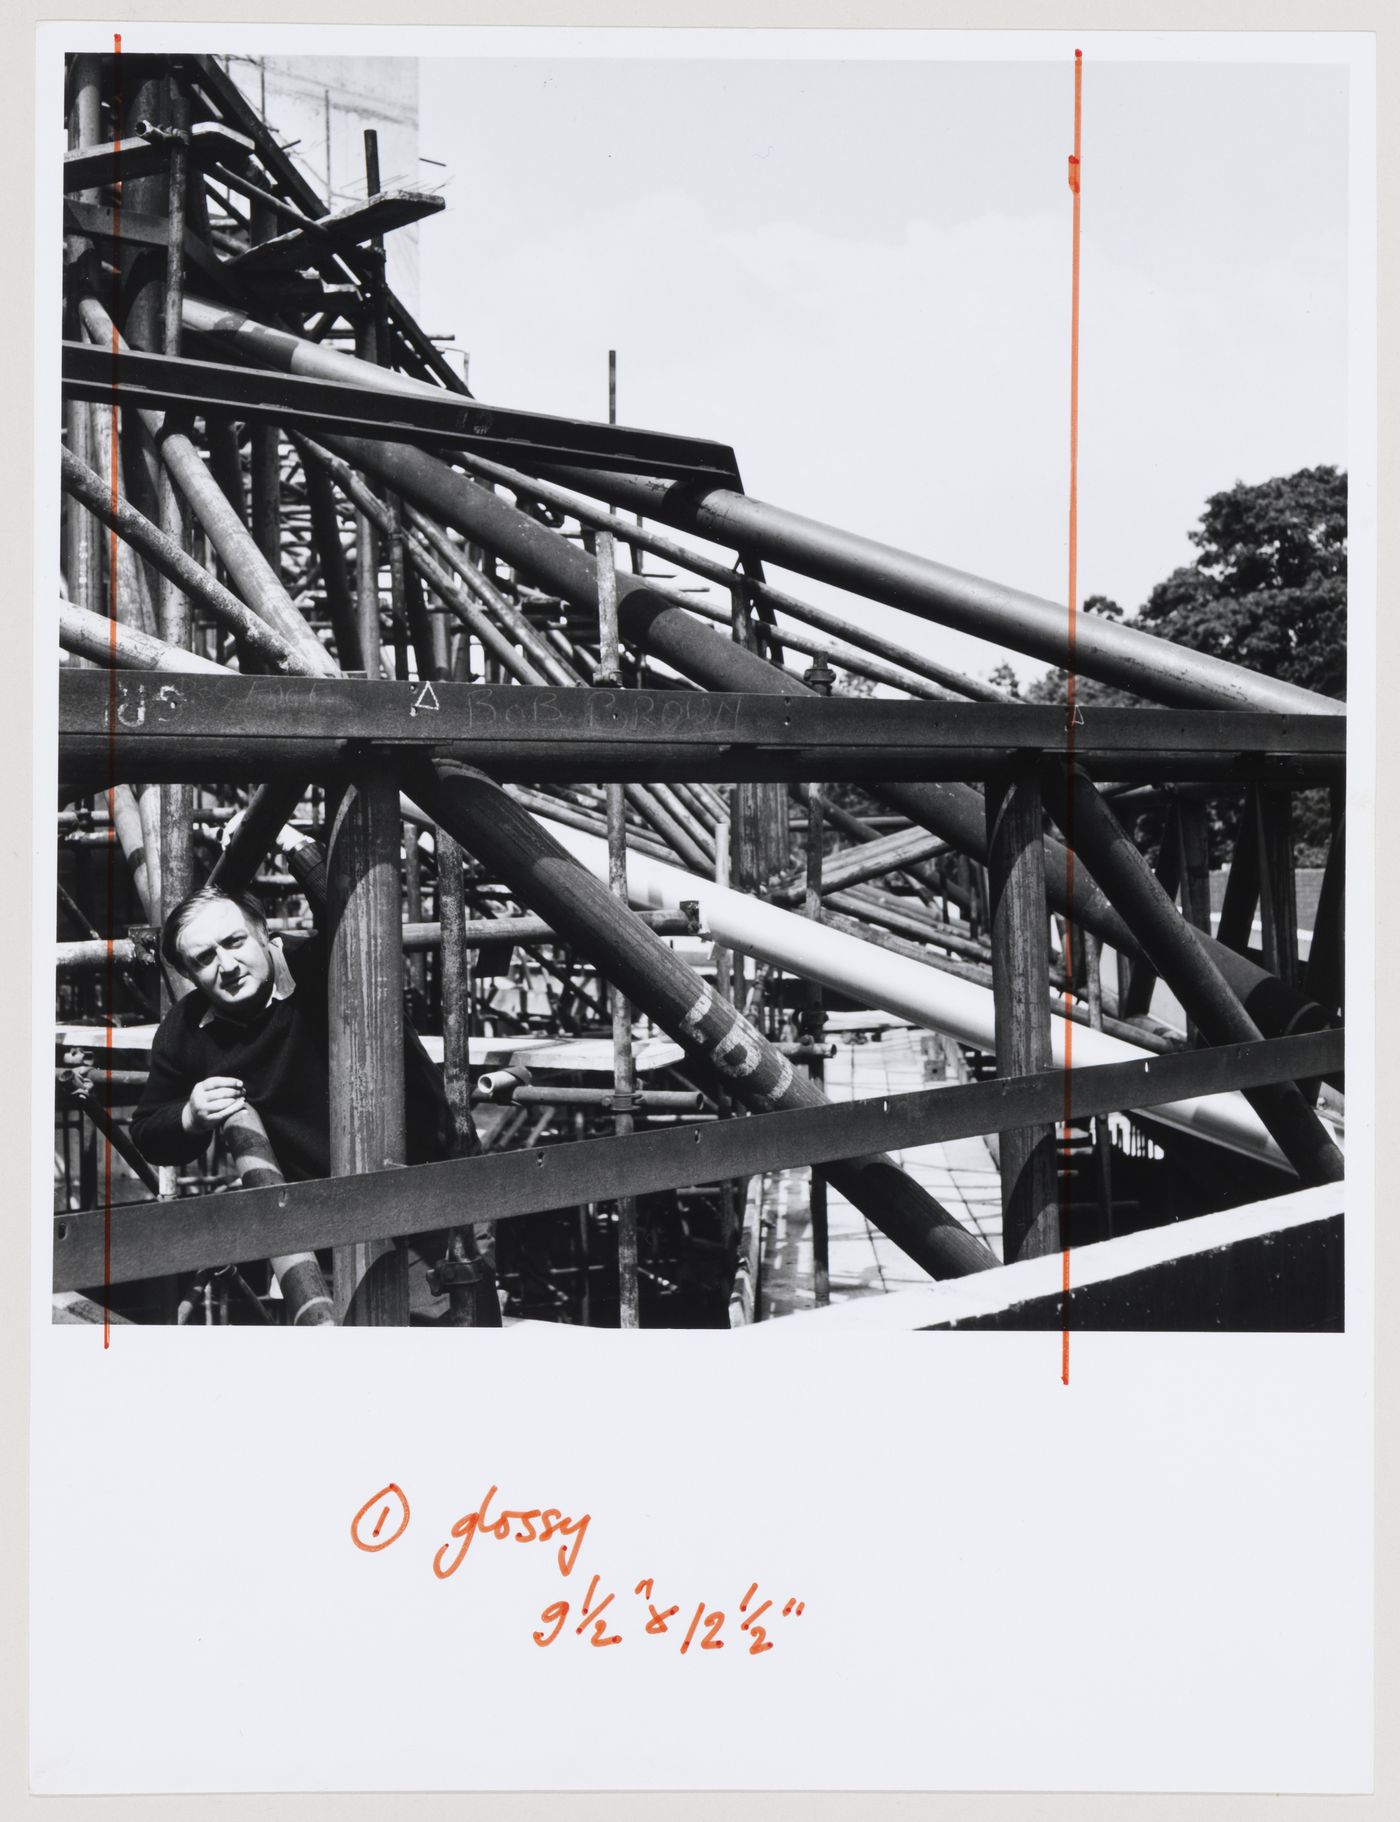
{"left": 230, "top": 188, "right": 447, "bottom": 273}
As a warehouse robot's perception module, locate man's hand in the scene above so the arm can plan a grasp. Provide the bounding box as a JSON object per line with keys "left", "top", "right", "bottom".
{"left": 181, "top": 1076, "right": 247, "bottom": 1135}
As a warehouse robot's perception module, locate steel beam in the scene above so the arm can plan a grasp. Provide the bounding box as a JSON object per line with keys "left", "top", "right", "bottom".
{"left": 58, "top": 672, "right": 1345, "bottom": 782}
{"left": 54, "top": 1028, "right": 1343, "bottom": 1291}
{"left": 408, "top": 757, "right": 998, "bottom": 1282}
{"left": 62, "top": 341, "right": 741, "bottom": 487}
{"left": 286, "top": 428, "right": 1336, "bottom": 1042}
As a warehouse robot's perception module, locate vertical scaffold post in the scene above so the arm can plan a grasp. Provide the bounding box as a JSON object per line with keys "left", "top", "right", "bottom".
{"left": 1305, "top": 805, "right": 1344, "bottom": 1019}
{"left": 157, "top": 82, "right": 194, "bottom": 942}
{"left": 354, "top": 309, "right": 383, "bottom": 677}
{"left": 597, "top": 523, "right": 641, "bottom": 1328}
{"left": 64, "top": 56, "right": 103, "bottom": 622}
{"left": 247, "top": 198, "right": 282, "bottom": 580}
{"left": 1080, "top": 929, "right": 1115, "bottom": 1240}
{"left": 986, "top": 756, "right": 1059, "bottom": 1260}
{"left": 1259, "top": 789, "right": 1299, "bottom": 988}
{"left": 1044, "top": 760, "right": 1344, "bottom": 1187}
{"left": 328, "top": 771, "right": 409, "bottom": 1324}
{"left": 802, "top": 659, "right": 833, "bottom": 1306}
{"left": 434, "top": 826, "right": 498, "bottom": 1326}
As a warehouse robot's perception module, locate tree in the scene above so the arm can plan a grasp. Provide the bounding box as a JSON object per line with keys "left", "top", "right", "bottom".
{"left": 1026, "top": 470, "right": 1345, "bottom": 865}
{"left": 1133, "top": 466, "right": 1346, "bottom": 701}
{"left": 1029, "top": 469, "right": 1346, "bottom": 707}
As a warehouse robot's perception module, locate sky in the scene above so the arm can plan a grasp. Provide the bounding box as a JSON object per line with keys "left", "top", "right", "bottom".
{"left": 413, "top": 52, "right": 1349, "bottom": 691}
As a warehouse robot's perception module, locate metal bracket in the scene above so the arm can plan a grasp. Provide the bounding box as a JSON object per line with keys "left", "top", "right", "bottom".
{"left": 426, "top": 1258, "right": 484, "bottom": 1295}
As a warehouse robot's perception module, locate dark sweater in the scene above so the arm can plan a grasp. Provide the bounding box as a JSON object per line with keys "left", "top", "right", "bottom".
{"left": 131, "top": 930, "right": 454, "bottom": 1183}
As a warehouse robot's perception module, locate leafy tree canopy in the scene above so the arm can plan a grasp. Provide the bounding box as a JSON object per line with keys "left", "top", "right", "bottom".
{"left": 1024, "top": 468, "right": 1346, "bottom": 864}
{"left": 1027, "top": 466, "right": 1346, "bottom": 706}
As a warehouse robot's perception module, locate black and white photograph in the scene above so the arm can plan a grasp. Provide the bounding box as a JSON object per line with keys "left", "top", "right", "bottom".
{"left": 49, "top": 41, "right": 1353, "bottom": 1334}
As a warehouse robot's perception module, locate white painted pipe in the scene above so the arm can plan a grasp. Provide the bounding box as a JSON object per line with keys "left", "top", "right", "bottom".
{"left": 534, "top": 818, "right": 1306, "bottom": 1173}
{"left": 183, "top": 298, "right": 444, "bottom": 401}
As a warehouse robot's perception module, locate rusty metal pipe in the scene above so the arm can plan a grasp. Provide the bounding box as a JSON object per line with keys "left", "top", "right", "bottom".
{"left": 61, "top": 446, "right": 300, "bottom": 671}
{"left": 59, "top": 600, "right": 230, "bottom": 675}
{"left": 181, "top": 301, "right": 1334, "bottom": 714}
{"left": 272, "top": 375, "right": 1324, "bottom": 1040}
{"left": 539, "top": 468, "right": 1341, "bottom": 718}
{"left": 449, "top": 449, "right": 1003, "bottom": 701}
{"left": 77, "top": 295, "right": 337, "bottom": 679}
{"left": 1043, "top": 761, "right": 1344, "bottom": 1186}
{"left": 408, "top": 757, "right": 998, "bottom": 1281}
{"left": 220, "top": 1105, "right": 337, "bottom": 1325}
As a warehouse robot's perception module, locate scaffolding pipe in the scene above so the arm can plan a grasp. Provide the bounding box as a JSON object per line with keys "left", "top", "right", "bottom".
{"left": 180, "top": 300, "right": 1336, "bottom": 714}
{"left": 59, "top": 601, "right": 230, "bottom": 675}
{"left": 220, "top": 1105, "right": 337, "bottom": 1325}
{"left": 77, "top": 296, "right": 337, "bottom": 678}
{"left": 61, "top": 447, "right": 301, "bottom": 671}
{"left": 62, "top": 1082, "right": 160, "bottom": 1196}
{"left": 597, "top": 527, "right": 641, "bottom": 1326}
{"left": 408, "top": 759, "right": 998, "bottom": 1282}
{"left": 776, "top": 823, "right": 948, "bottom": 902}
{"left": 537, "top": 468, "right": 1342, "bottom": 718}
{"left": 187, "top": 309, "right": 1329, "bottom": 1037}
{"left": 156, "top": 85, "right": 194, "bottom": 935}
{"left": 526, "top": 813, "right": 1315, "bottom": 1174}
{"left": 328, "top": 769, "right": 410, "bottom": 1323}
{"left": 301, "top": 433, "right": 1139, "bottom": 936}
{"left": 661, "top": 584, "right": 955, "bottom": 701}
{"left": 106, "top": 784, "right": 158, "bottom": 927}
{"left": 986, "top": 761, "right": 1058, "bottom": 1260}
{"left": 448, "top": 448, "right": 1004, "bottom": 701}
{"left": 57, "top": 937, "right": 146, "bottom": 973}
{"left": 1042, "top": 762, "right": 1344, "bottom": 1186}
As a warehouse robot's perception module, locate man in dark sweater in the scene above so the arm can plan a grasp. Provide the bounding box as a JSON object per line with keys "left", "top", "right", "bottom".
{"left": 131, "top": 890, "right": 453, "bottom": 1180}
{"left": 132, "top": 826, "right": 492, "bottom": 1323}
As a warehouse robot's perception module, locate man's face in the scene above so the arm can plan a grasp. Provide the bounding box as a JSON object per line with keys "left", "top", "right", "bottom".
{"left": 176, "top": 900, "right": 275, "bottom": 1013}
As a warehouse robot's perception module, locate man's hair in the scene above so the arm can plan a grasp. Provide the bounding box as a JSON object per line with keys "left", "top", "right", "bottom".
{"left": 161, "top": 886, "right": 270, "bottom": 978}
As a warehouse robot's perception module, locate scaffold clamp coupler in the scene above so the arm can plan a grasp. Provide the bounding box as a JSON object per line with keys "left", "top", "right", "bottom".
{"left": 426, "top": 1258, "right": 484, "bottom": 1295}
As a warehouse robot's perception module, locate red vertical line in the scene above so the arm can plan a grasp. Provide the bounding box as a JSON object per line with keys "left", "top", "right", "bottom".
{"left": 1060, "top": 49, "right": 1083, "bottom": 1385}
{"left": 102, "top": 33, "right": 123, "bottom": 1346}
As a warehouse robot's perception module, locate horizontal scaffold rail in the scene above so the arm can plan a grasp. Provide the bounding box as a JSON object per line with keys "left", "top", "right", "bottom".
{"left": 53, "top": 1028, "right": 1343, "bottom": 1291}
{"left": 59, "top": 674, "right": 1346, "bottom": 790}
{"left": 60, "top": 341, "right": 742, "bottom": 487}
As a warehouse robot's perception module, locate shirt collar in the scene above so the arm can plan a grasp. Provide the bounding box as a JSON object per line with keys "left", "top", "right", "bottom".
{"left": 197, "top": 940, "right": 297, "bottom": 1028}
